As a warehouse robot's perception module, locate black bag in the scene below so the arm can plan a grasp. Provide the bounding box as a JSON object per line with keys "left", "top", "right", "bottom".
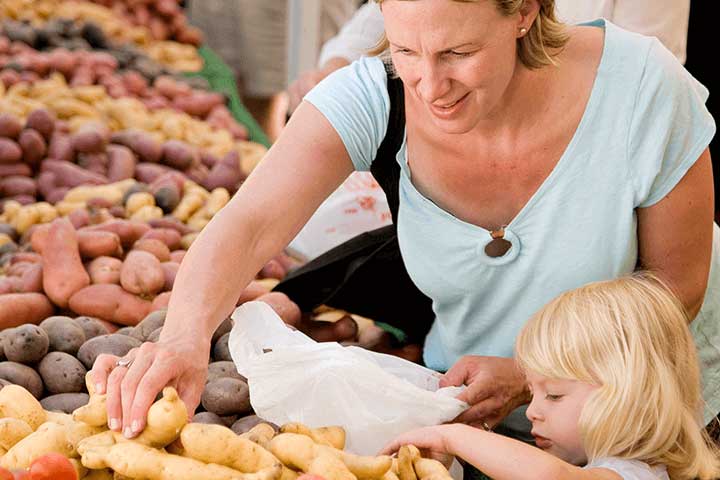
{"left": 274, "top": 64, "right": 434, "bottom": 345}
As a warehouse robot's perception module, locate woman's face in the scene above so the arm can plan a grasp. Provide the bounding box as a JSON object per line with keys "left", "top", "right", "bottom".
{"left": 382, "top": 0, "right": 523, "bottom": 134}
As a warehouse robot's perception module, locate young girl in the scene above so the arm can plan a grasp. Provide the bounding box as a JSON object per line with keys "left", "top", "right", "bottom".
{"left": 382, "top": 273, "right": 720, "bottom": 479}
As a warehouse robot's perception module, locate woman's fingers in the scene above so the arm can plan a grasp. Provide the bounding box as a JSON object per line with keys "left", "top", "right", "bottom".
{"left": 125, "top": 358, "right": 177, "bottom": 436}
{"left": 452, "top": 396, "right": 504, "bottom": 427}
{"left": 105, "top": 358, "right": 130, "bottom": 432}
{"left": 120, "top": 345, "right": 156, "bottom": 437}
{"left": 91, "top": 353, "right": 119, "bottom": 394}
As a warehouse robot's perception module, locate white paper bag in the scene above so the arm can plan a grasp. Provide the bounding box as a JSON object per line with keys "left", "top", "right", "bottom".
{"left": 228, "top": 301, "right": 468, "bottom": 456}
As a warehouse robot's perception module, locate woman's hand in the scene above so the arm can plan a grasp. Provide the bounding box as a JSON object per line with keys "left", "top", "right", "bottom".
{"left": 440, "top": 356, "right": 531, "bottom": 429}
{"left": 380, "top": 425, "right": 457, "bottom": 467}
{"left": 90, "top": 336, "right": 210, "bottom": 439}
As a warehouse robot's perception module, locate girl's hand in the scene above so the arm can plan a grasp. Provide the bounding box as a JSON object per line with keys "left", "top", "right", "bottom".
{"left": 380, "top": 425, "right": 456, "bottom": 467}
{"left": 440, "top": 356, "right": 531, "bottom": 429}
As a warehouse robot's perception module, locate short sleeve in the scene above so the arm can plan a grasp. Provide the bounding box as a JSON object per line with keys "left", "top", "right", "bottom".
{"left": 304, "top": 56, "right": 390, "bottom": 171}
{"left": 585, "top": 458, "right": 669, "bottom": 480}
{"left": 628, "top": 38, "right": 716, "bottom": 208}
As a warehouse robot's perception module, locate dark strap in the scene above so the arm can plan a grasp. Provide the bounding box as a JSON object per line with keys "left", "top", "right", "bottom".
{"left": 370, "top": 63, "right": 405, "bottom": 224}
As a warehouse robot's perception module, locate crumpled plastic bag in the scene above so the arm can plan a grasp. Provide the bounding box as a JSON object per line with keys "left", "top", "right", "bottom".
{"left": 228, "top": 301, "right": 468, "bottom": 456}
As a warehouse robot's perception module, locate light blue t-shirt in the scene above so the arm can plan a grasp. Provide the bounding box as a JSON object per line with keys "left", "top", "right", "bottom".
{"left": 305, "top": 20, "right": 719, "bottom": 426}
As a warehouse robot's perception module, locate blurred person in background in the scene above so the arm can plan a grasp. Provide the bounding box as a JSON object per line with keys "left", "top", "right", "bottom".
{"left": 188, "top": 0, "right": 360, "bottom": 139}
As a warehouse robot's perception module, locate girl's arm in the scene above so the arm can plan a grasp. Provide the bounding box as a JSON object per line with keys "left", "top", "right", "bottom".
{"left": 383, "top": 424, "right": 621, "bottom": 480}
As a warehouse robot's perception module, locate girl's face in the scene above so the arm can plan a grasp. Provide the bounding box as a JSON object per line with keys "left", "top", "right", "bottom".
{"left": 525, "top": 372, "right": 599, "bottom": 465}
{"left": 382, "top": 0, "right": 523, "bottom": 134}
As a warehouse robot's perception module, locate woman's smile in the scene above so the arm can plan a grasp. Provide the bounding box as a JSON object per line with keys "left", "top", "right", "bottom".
{"left": 428, "top": 92, "right": 470, "bottom": 119}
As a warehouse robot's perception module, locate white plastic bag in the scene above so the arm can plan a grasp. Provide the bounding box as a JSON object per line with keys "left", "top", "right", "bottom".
{"left": 287, "top": 172, "right": 392, "bottom": 262}
{"left": 228, "top": 301, "right": 468, "bottom": 456}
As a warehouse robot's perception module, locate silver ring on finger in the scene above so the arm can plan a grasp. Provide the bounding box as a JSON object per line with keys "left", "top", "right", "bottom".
{"left": 115, "top": 357, "right": 134, "bottom": 369}
{"left": 482, "top": 421, "right": 492, "bottom": 432}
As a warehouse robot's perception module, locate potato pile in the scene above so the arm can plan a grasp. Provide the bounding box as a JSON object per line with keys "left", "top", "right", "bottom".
{"left": 0, "top": 0, "right": 202, "bottom": 71}
{"left": 89, "top": 0, "right": 203, "bottom": 46}
{"left": 0, "top": 381, "right": 453, "bottom": 480}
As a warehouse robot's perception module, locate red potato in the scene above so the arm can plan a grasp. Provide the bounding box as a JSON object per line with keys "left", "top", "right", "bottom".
{"left": 17, "top": 128, "right": 46, "bottom": 166}
{"left": 25, "top": 108, "right": 56, "bottom": 141}
{"left": 173, "top": 92, "right": 224, "bottom": 117}
{"left": 106, "top": 144, "right": 136, "bottom": 182}
{"left": 18, "top": 262, "right": 43, "bottom": 293}
{"left": 41, "top": 160, "right": 107, "bottom": 188}
{"left": 68, "top": 209, "right": 90, "bottom": 229}
{"left": 134, "top": 162, "right": 173, "bottom": 184}
{"left": 148, "top": 217, "right": 195, "bottom": 235}
{"left": 71, "top": 123, "right": 109, "bottom": 154}
{"left": 77, "top": 230, "right": 123, "bottom": 258}
{"left": 46, "top": 48, "right": 77, "bottom": 77}
{"left": 259, "top": 259, "right": 286, "bottom": 280}
{"left": 204, "top": 160, "right": 244, "bottom": 192}
{"left": 184, "top": 163, "right": 209, "bottom": 185}
{"left": 121, "top": 70, "right": 148, "bottom": 96}
{"left": 111, "top": 130, "right": 162, "bottom": 163}
{"left": 0, "top": 138, "right": 22, "bottom": 164}
{"left": 47, "top": 133, "right": 75, "bottom": 162}
{"left": 160, "top": 261, "right": 179, "bottom": 291}
{"left": 10, "top": 252, "right": 42, "bottom": 264}
{"left": 0, "top": 276, "right": 22, "bottom": 294}
{"left": 141, "top": 228, "right": 182, "bottom": 250}
{"left": 236, "top": 280, "right": 272, "bottom": 305}
{"left": 77, "top": 152, "right": 108, "bottom": 176}
{"left": 36, "top": 171, "right": 57, "bottom": 199}
{"left": 0, "top": 293, "right": 54, "bottom": 329}
{"left": 41, "top": 219, "right": 90, "bottom": 308}
{"left": 132, "top": 238, "right": 171, "bottom": 261}
{"left": 169, "top": 249, "right": 186, "bottom": 264}
{"left": 0, "top": 163, "right": 31, "bottom": 177}
{"left": 152, "top": 291, "right": 171, "bottom": 310}
{"left": 256, "top": 292, "right": 302, "bottom": 327}
{"left": 0, "top": 176, "right": 36, "bottom": 197}
{"left": 81, "top": 220, "right": 150, "bottom": 248}
{"left": 0, "top": 194, "right": 34, "bottom": 206}
{"left": 45, "top": 187, "right": 69, "bottom": 204}
{"left": 120, "top": 250, "right": 165, "bottom": 295}
{"left": 87, "top": 256, "right": 123, "bottom": 284}
{"left": 161, "top": 140, "right": 196, "bottom": 169}
{"left": 68, "top": 284, "right": 152, "bottom": 326}
{"left": 0, "top": 113, "right": 22, "bottom": 139}
{"left": 154, "top": 76, "right": 191, "bottom": 99}
{"left": 150, "top": 171, "right": 186, "bottom": 194}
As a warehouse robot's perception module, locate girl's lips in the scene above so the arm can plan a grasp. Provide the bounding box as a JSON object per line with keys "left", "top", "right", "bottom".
{"left": 532, "top": 433, "right": 552, "bottom": 448}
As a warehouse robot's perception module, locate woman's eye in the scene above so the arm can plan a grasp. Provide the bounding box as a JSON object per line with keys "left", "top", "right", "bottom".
{"left": 449, "top": 51, "right": 472, "bottom": 57}
{"left": 545, "top": 394, "right": 563, "bottom": 401}
{"left": 395, "top": 48, "right": 413, "bottom": 55}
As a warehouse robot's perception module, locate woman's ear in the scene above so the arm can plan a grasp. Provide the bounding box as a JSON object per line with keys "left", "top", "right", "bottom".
{"left": 517, "top": 0, "right": 541, "bottom": 30}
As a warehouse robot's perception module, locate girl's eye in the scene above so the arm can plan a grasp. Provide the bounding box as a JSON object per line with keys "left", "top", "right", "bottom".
{"left": 545, "top": 394, "right": 564, "bottom": 401}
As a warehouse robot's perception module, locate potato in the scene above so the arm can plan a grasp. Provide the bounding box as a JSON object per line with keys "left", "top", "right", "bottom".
{"left": 74, "top": 316, "right": 109, "bottom": 340}
{"left": 201, "top": 378, "right": 251, "bottom": 416}
{"left": 0, "top": 418, "right": 33, "bottom": 451}
{"left": 77, "top": 231, "right": 123, "bottom": 259}
{"left": 126, "top": 192, "right": 155, "bottom": 216}
{"left": 87, "top": 256, "right": 123, "bottom": 285}
{"left": 0, "top": 113, "right": 23, "bottom": 139}
{"left": 154, "top": 185, "right": 181, "bottom": 213}
{"left": 40, "top": 393, "right": 90, "bottom": 414}
{"left": 41, "top": 160, "right": 107, "bottom": 188}
{"left": 25, "top": 108, "right": 55, "bottom": 141}
{"left": 3, "top": 324, "right": 49, "bottom": 364}
{"left": 170, "top": 249, "right": 186, "bottom": 264}
{"left": 212, "top": 332, "right": 232, "bottom": 362}
{"left": 68, "top": 284, "right": 153, "bottom": 326}
{"left": 0, "top": 293, "right": 54, "bottom": 330}
{"left": 42, "top": 218, "right": 90, "bottom": 309}
{"left": 15, "top": 129, "right": 45, "bottom": 167}
{"left": 140, "top": 228, "right": 182, "bottom": 251}
{"left": 231, "top": 415, "right": 267, "bottom": 435}
{"left": 106, "top": 144, "right": 136, "bottom": 182}
{"left": 134, "top": 238, "right": 171, "bottom": 262}
{"left": 207, "top": 361, "right": 245, "bottom": 384}
{"left": 38, "top": 352, "right": 87, "bottom": 394}
{"left": 192, "top": 411, "right": 226, "bottom": 426}
{"left": 211, "top": 317, "right": 233, "bottom": 345}
{"left": 76, "top": 334, "right": 142, "bottom": 370}
{"left": 129, "top": 310, "right": 166, "bottom": 342}
{"left": 0, "top": 176, "right": 36, "bottom": 198}
{"left": 151, "top": 291, "right": 171, "bottom": 311}
{"left": 47, "top": 133, "right": 75, "bottom": 163}
{"left": 82, "top": 220, "right": 150, "bottom": 249}
{"left": 162, "top": 140, "right": 196, "bottom": 170}
{"left": 0, "top": 163, "right": 32, "bottom": 177}
{"left": 120, "top": 250, "right": 165, "bottom": 296}
{"left": 0, "top": 362, "right": 44, "bottom": 399}
{"left": 149, "top": 217, "right": 195, "bottom": 236}
{"left": 112, "top": 130, "right": 162, "bottom": 163}
{"left": 0, "top": 138, "right": 22, "bottom": 164}
{"left": 0, "top": 383, "right": 46, "bottom": 429}
{"left": 71, "top": 123, "right": 109, "bottom": 154}
{"left": 39, "top": 316, "right": 86, "bottom": 355}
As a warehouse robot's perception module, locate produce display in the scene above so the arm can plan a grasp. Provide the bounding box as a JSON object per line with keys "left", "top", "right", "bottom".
{"left": 0, "top": 2, "right": 432, "bottom": 477}
{"left": 0, "top": 381, "right": 452, "bottom": 480}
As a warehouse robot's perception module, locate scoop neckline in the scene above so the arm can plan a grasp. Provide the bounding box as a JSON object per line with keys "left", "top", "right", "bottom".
{"left": 399, "top": 19, "right": 612, "bottom": 237}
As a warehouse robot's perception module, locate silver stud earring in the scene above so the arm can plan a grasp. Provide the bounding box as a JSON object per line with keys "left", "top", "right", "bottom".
{"left": 519, "top": 27, "right": 528, "bottom": 36}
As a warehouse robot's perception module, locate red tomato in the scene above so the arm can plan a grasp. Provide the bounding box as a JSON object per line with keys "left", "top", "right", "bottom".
{"left": 0, "top": 467, "right": 13, "bottom": 480}
{"left": 28, "top": 454, "right": 77, "bottom": 480}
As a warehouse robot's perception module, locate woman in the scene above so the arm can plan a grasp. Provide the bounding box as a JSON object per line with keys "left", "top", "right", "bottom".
{"left": 92, "top": 0, "right": 717, "bottom": 443}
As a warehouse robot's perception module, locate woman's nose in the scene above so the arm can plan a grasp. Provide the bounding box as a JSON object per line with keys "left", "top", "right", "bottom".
{"left": 416, "top": 60, "right": 451, "bottom": 103}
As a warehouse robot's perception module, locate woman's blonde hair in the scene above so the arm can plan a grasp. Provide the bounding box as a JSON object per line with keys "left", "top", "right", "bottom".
{"left": 516, "top": 272, "right": 720, "bottom": 479}
{"left": 370, "top": 0, "right": 569, "bottom": 69}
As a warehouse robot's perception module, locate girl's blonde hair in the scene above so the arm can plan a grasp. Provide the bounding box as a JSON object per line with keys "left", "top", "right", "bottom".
{"left": 370, "top": 0, "right": 569, "bottom": 69}
{"left": 516, "top": 272, "right": 720, "bottom": 479}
